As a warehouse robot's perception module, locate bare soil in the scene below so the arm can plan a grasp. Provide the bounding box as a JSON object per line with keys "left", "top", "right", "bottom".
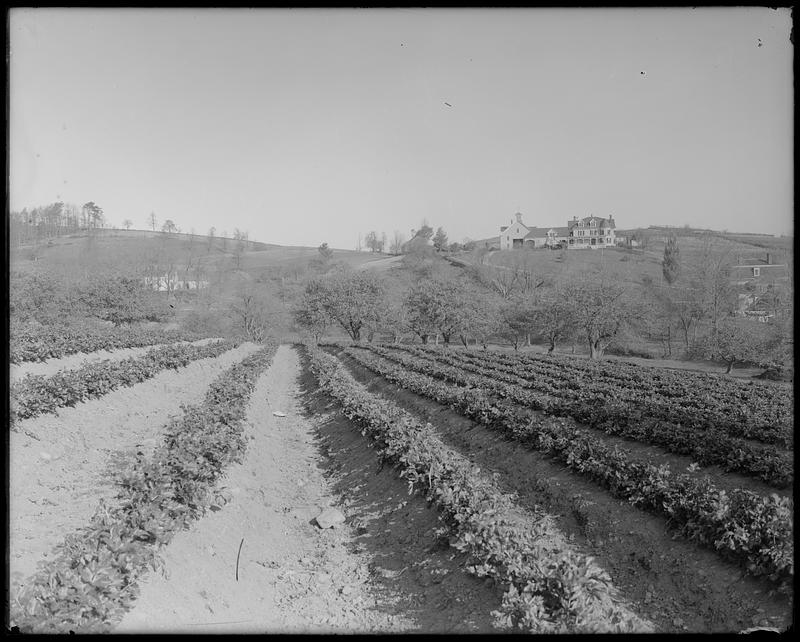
{"left": 331, "top": 348, "right": 793, "bottom": 634}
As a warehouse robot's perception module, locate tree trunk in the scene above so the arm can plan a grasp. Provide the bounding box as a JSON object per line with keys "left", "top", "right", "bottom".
{"left": 548, "top": 336, "right": 556, "bottom": 353}
{"left": 725, "top": 360, "right": 734, "bottom": 374}
{"left": 666, "top": 325, "right": 672, "bottom": 358}
{"left": 680, "top": 321, "right": 691, "bottom": 352}
{"left": 421, "top": 335, "right": 428, "bottom": 345}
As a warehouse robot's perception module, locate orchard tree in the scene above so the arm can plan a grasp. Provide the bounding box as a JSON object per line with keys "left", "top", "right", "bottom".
{"left": 498, "top": 296, "right": 537, "bottom": 350}
{"left": 122, "top": 219, "right": 133, "bottom": 230}
{"left": 297, "top": 269, "right": 386, "bottom": 342}
{"left": 161, "top": 219, "right": 177, "bottom": 234}
{"left": 403, "top": 277, "right": 471, "bottom": 345}
{"left": 564, "top": 271, "right": 642, "bottom": 358}
{"left": 292, "top": 280, "right": 331, "bottom": 343}
{"left": 697, "top": 317, "right": 775, "bottom": 374}
{"left": 148, "top": 211, "right": 157, "bottom": 231}
{"left": 458, "top": 294, "right": 501, "bottom": 348}
{"left": 533, "top": 289, "right": 577, "bottom": 353}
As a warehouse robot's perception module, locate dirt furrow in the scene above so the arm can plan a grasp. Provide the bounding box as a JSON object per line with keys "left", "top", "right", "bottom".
{"left": 113, "top": 344, "right": 505, "bottom": 633}
{"left": 8, "top": 342, "right": 260, "bottom": 599}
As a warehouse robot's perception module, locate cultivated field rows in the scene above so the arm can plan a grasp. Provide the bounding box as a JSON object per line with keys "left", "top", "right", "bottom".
{"left": 8, "top": 335, "right": 794, "bottom": 634}
{"left": 10, "top": 337, "right": 223, "bottom": 381}
{"left": 329, "top": 346, "right": 792, "bottom": 632}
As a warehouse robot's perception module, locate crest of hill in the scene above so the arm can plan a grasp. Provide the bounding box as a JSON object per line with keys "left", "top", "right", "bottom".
{"left": 9, "top": 228, "right": 407, "bottom": 279}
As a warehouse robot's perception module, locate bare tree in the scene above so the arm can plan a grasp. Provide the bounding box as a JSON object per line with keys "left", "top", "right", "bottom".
{"left": 564, "top": 270, "right": 642, "bottom": 359}
{"left": 390, "top": 230, "right": 406, "bottom": 255}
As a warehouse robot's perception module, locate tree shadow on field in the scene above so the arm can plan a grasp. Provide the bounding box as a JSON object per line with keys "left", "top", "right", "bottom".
{"left": 292, "top": 344, "right": 507, "bottom": 634}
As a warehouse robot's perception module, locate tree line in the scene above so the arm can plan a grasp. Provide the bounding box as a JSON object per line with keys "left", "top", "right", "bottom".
{"left": 292, "top": 235, "right": 792, "bottom": 375}
{"left": 358, "top": 222, "right": 475, "bottom": 255}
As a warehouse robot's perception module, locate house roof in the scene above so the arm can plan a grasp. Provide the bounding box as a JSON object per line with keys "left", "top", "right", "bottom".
{"left": 500, "top": 226, "right": 508, "bottom": 232}
{"left": 578, "top": 215, "right": 616, "bottom": 229}
{"left": 522, "top": 227, "right": 549, "bottom": 239}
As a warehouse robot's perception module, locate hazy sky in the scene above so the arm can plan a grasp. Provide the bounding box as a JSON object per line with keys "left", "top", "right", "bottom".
{"left": 9, "top": 7, "right": 793, "bottom": 249}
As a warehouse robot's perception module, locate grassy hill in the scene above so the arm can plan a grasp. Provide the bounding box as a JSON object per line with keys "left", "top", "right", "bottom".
{"left": 9, "top": 229, "right": 394, "bottom": 278}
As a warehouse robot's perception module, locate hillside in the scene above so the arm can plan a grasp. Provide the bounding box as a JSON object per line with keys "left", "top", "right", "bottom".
{"left": 9, "top": 229, "right": 396, "bottom": 278}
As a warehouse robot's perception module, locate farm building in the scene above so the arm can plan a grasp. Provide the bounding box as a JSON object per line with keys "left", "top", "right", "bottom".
{"left": 143, "top": 273, "right": 209, "bottom": 292}
{"left": 730, "top": 252, "right": 788, "bottom": 286}
{"left": 499, "top": 212, "right": 618, "bottom": 250}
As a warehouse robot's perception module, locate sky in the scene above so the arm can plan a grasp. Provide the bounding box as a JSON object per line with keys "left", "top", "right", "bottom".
{"left": 8, "top": 7, "right": 794, "bottom": 249}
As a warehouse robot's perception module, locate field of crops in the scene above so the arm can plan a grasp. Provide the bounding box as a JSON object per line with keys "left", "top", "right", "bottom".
{"left": 317, "top": 340, "right": 793, "bottom": 632}
{"left": 9, "top": 327, "right": 793, "bottom": 633}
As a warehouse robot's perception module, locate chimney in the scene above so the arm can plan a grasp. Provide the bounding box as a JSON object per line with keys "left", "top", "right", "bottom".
{"left": 515, "top": 212, "right": 522, "bottom": 223}
{"left": 766, "top": 252, "right": 771, "bottom": 265}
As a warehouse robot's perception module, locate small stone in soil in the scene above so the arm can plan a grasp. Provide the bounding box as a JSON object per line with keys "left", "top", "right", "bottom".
{"left": 314, "top": 507, "right": 345, "bottom": 529}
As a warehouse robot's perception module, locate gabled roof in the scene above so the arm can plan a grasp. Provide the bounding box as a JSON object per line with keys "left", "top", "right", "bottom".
{"left": 500, "top": 226, "right": 508, "bottom": 232}
{"left": 571, "top": 215, "right": 616, "bottom": 229}
{"left": 523, "top": 227, "right": 549, "bottom": 239}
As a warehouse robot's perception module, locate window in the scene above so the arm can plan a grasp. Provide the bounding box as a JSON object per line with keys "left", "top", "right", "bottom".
{"left": 753, "top": 267, "right": 760, "bottom": 277}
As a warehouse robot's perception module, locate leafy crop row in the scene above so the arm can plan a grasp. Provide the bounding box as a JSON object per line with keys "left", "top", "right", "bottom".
{"left": 373, "top": 345, "right": 793, "bottom": 488}
{"left": 398, "top": 344, "right": 792, "bottom": 449}
{"left": 10, "top": 324, "right": 212, "bottom": 364}
{"left": 10, "top": 343, "right": 278, "bottom": 633}
{"left": 341, "top": 345, "right": 793, "bottom": 587}
{"left": 10, "top": 340, "right": 239, "bottom": 424}
{"left": 306, "top": 344, "right": 651, "bottom": 633}
{"left": 439, "top": 346, "right": 793, "bottom": 446}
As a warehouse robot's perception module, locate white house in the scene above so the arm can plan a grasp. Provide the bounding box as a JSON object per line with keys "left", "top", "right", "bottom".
{"left": 500, "top": 212, "right": 617, "bottom": 249}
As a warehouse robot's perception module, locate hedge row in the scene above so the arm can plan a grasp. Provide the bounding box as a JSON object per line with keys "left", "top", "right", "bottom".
{"left": 306, "top": 344, "right": 652, "bottom": 633}
{"left": 10, "top": 340, "right": 239, "bottom": 423}
{"left": 341, "top": 345, "right": 793, "bottom": 588}
{"left": 372, "top": 344, "right": 793, "bottom": 488}
{"left": 10, "top": 324, "right": 211, "bottom": 364}
{"left": 10, "top": 342, "right": 278, "bottom": 633}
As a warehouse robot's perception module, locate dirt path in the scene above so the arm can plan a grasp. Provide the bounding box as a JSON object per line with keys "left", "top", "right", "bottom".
{"left": 9, "top": 338, "right": 222, "bottom": 382}
{"left": 8, "top": 342, "right": 260, "bottom": 598}
{"left": 113, "top": 345, "right": 411, "bottom": 633}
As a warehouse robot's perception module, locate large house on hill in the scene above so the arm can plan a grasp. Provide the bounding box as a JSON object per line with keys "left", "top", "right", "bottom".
{"left": 499, "top": 212, "right": 618, "bottom": 250}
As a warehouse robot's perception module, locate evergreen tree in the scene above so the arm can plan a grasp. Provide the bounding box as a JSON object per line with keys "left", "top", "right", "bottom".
{"left": 662, "top": 234, "right": 681, "bottom": 284}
